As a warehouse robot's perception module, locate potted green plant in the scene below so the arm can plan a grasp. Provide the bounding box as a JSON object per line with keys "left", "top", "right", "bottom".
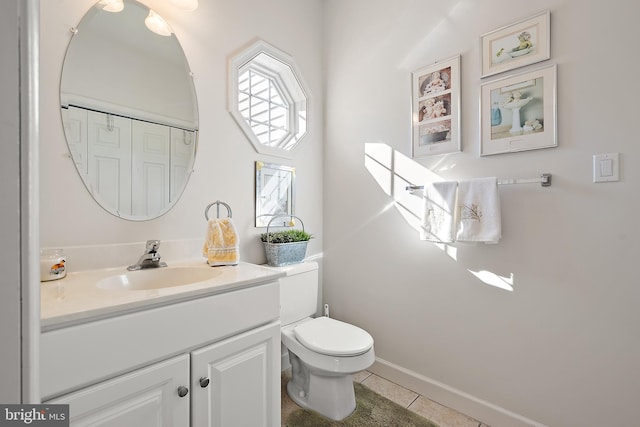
{"left": 260, "top": 216, "right": 312, "bottom": 266}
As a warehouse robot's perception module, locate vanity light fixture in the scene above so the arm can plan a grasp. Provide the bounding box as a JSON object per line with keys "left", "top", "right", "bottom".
{"left": 168, "top": 0, "right": 199, "bottom": 11}
{"left": 145, "top": 9, "right": 173, "bottom": 36}
{"left": 98, "top": 0, "right": 124, "bottom": 12}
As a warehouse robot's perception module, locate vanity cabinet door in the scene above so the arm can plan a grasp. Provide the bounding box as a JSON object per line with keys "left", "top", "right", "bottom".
{"left": 46, "top": 354, "right": 190, "bottom": 427}
{"left": 191, "top": 321, "right": 281, "bottom": 427}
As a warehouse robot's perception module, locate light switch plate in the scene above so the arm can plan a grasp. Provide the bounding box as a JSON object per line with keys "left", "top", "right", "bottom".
{"left": 593, "top": 153, "right": 619, "bottom": 183}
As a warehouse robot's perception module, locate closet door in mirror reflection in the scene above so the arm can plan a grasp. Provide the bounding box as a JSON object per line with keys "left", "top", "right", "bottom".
{"left": 132, "top": 122, "right": 170, "bottom": 217}
{"left": 170, "top": 128, "right": 196, "bottom": 201}
{"left": 87, "top": 110, "right": 133, "bottom": 216}
{"left": 63, "top": 106, "right": 197, "bottom": 219}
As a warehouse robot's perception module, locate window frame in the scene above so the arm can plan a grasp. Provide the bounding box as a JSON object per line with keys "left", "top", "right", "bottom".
{"left": 228, "top": 40, "right": 309, "bottom": 158}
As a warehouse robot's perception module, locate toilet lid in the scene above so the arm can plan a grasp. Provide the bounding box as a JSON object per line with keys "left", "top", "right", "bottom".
{"left": 293, "top": 317, "right": 373, "bottom": 357}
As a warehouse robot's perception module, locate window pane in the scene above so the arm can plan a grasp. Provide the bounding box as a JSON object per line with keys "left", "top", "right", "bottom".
{"left": 237, "top": 67, "right": 291, "bottom": 147}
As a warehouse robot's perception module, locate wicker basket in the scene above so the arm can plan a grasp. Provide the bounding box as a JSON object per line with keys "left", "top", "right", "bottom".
{"left": 262, "top": 215, "right": 309, "bottom": 267}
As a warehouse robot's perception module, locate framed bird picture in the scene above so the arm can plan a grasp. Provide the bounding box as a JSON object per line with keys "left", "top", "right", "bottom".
{"left": 481, "top": 10, "right": 550, "bottom": 78}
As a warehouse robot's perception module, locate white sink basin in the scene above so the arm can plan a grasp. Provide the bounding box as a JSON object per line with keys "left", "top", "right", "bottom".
{"left": 97, "top": 267, "right": 222, "bottom": 291}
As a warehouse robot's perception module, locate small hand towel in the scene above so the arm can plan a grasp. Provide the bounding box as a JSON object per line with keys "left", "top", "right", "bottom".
{"left": 455, "top": 177, "right": 501, "bottom": 243}
{"left": 420, "top": 181, "right": 458, "bottom": 242}
{"left": 202, "top": 218, "right": 239, "bottom": 266}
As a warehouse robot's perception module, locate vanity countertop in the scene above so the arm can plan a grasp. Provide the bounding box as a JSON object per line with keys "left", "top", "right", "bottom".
{"left": 41, "top": 261, "right": 284, "bottom": 331}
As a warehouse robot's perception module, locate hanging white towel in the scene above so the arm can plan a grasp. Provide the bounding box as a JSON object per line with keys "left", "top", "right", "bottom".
{"left": 420, "top": 181, "right": 458, "bottom": 242}
{"left": 455, "top": 177, "right": 501, "bottom": 244}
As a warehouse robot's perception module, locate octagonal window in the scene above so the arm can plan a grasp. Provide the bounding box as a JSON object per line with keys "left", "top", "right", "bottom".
{"left": 229, "top": 40, "right": 308, "bottom": 158}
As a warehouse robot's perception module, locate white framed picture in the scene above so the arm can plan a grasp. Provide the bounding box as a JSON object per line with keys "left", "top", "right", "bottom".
{"left": 411, "top": 55, "right": 461, "bottom": 158}
{"left": 481, "top": 10, "right": 550, "bottom": 78}
{"left": 480, "top": 64, "right": 557, "bottom": 156}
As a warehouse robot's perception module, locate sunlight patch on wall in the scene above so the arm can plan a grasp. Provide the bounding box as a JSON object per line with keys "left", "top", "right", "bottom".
{"left": 398, "top": 1, "right": 472, "bottom": 71}
{"left": 364, "top": 143, "right": 393, "bottom": 196}
{"left": 365, "top": 142, "right": 442, "bottom": 225}
{"left": 365, "top": 142, "right": 456, "bottom": 261}
{"left": 364, "top": 142, "right": 443, "bottom": 199}
{"left": 468, "top": 270, "right": 514, "bottom": 292}
{"left": 364, "top": 142, "right": 514, "bottom": 291}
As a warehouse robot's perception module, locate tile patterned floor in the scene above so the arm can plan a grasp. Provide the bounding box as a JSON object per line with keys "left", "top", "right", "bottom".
{"left": 282, "top": 370, "right": 490, "bottom": 427}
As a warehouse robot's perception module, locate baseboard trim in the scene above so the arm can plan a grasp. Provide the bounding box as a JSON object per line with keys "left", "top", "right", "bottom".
{"left": 369, "top": 357, "right": 547, "bottom": 427}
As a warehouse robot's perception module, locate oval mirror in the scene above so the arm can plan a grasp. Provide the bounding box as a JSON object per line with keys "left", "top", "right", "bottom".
{"left": 60, "top": 0, "right": 198, "bottom": 220}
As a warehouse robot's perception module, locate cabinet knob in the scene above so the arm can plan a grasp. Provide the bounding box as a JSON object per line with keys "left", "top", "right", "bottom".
{"left": 177, "top": 386, "right": 189, "bottom": 397}
{"left": 199, "top": 377, "right": 210, "bottom": 388}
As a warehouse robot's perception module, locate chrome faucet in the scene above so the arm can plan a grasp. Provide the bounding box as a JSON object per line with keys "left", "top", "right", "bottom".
{"left": 127, "top": 240, "right": 168, "bottom": 271}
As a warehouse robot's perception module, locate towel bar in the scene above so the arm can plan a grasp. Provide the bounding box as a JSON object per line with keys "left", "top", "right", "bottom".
{"left": 204, "top": 200, "right": 232, "bottom": 220}
{"left": 405, "top": 173, "right": 552, "bottom": 191}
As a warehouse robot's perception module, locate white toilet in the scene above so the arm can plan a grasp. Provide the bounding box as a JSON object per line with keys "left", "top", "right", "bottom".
{"left": 274, "top": 261, "right": 375, "bottom": 421}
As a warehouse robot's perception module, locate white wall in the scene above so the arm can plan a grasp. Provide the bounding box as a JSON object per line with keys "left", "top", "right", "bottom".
{"left": 39, "top": 0, "right": 324, "bottom": 269}
{"left": 324, "top": 0, "right": 640, "bottom": 426}
{"left": 0, "top": 0, "right": 23, "bottom": 404}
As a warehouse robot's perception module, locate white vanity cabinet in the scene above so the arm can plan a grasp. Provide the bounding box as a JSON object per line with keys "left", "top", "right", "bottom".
{"left": 47, "top": 354, "right": 191, "bottom": 426}
{"left": 41, "top": 278, "right": 281, "bottom": 427}
{"left": 191, "top": 322, "right": 280, "bottom": 427}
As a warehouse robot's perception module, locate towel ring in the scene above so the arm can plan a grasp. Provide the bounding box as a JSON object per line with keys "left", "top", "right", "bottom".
{"left": 204, "top": 200, "right": 232, "bottom": 220}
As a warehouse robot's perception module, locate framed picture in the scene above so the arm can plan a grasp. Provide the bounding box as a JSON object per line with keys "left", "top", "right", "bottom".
{"left": 480, "top": 64, "right": 557, "bottom": 156}
{"left": 412, "top": 55, "right": 461, "bottom": 157}
{"left": 481, "top": 10, "right": 550, "bottom": 78}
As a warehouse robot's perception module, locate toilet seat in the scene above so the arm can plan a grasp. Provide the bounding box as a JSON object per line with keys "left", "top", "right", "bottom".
{"left": 293, "top": 316, "right": 373, "bottom": 356}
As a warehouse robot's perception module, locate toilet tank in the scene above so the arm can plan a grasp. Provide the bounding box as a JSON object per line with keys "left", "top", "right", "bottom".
{"left": 269, "top": 261, "right": 319, "bottom": 326}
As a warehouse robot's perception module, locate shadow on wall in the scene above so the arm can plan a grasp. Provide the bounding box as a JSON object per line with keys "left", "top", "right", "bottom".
{"left": 364, "top": 142, "right": 514, "bottom": 292}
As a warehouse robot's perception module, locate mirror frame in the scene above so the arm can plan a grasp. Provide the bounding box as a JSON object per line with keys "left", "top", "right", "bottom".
{"left": 60, "top": 0, "right": 199, "bottom": 221}
{"left": 255, "top": 161, "right": 295, "bottom": 227}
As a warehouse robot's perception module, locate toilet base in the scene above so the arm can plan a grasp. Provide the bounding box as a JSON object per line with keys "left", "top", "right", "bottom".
{"left": 286, "top": 351, "right": 356, "bottom": 421}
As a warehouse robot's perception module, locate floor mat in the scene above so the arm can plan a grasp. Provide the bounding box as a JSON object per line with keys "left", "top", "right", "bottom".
{"left": 284, "top": 382, "right": 439, "bottom": 427}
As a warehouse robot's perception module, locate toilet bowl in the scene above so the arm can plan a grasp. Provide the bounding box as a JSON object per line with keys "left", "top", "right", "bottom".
{"left": 271, "top": 261, "right": 375, "bottom": 421}
{"left": 282, "top": 316, "right": 375, "bottom": 420}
